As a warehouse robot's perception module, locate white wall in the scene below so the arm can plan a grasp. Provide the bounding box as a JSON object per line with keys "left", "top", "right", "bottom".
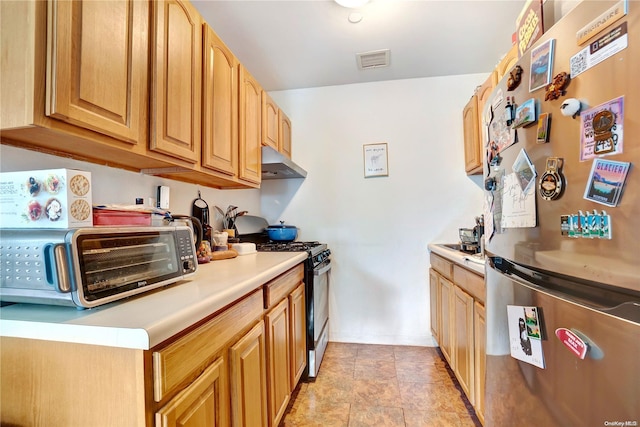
{"left": 264, "top": 74, "right": 487, "bottom": 346}
{"left": 0, "top": 145, "right": 261, "bottom": 229}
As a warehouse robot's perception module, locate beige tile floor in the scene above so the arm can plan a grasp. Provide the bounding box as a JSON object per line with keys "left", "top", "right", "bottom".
{"left": 281, "top": 342, "right": 481, "bottom": 427}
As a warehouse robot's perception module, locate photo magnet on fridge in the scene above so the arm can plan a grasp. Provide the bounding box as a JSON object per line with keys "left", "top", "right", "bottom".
{"left": 508, "top": 305, "right": 546, "bottom": 369}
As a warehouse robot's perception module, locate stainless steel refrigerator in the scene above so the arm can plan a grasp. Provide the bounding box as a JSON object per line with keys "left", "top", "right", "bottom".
{"left": 483, "top": 2, "right": 639, "bottom": 426}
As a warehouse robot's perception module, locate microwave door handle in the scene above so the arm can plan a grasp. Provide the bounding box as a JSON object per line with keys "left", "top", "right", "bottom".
{"left": 44, "top": 244, "right": 72, "bottom": 293}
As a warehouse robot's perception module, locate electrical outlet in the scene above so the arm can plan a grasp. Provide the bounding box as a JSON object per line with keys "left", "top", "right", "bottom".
{"left": 157, "top": 186, "right": 170, "bottom": 209}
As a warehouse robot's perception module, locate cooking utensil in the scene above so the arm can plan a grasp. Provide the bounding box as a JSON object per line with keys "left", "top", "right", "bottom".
{"left": 265, "top": 221, "right": 298, "bottom": 242}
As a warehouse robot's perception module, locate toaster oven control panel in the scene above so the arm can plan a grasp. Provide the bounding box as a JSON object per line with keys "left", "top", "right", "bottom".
{"left": 176, "top": 228, "right": 197, "bottom": 274}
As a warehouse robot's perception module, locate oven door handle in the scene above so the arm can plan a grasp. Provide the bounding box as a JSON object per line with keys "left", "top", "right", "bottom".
{"left": 314, "top": 263, "right": 332, "bottom": 276}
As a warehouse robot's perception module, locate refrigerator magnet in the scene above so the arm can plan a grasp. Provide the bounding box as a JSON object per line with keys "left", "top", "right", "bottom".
{"left": 536, "top": 113, "right": 551, "bottom": 143}
{"left": 544, "top": 71, "right": 570, "bottom": 101}
{"left": 529, "top": 39, "right": 555, "bottom": 93}
{"left": 583, "top": 159, "right": 631, "bottom": 207}
{"left": 512, "top": 98, "right": 536, "bottom": 129}
{"left": 579, "top": 96, "right": 624, "bottom": 161}
{"left": 539, "top": 157, "right": 564, "bottom": 201}
{"left": 506, "top": 65, "right": 523, "bottom": 91}
{"left": 555, "top": 328, "right": 588, "bottom": 359}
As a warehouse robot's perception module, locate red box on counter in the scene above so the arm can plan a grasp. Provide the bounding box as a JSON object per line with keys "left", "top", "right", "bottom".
{"left": 92, "top": 209, "right": 152, "bottom": 226}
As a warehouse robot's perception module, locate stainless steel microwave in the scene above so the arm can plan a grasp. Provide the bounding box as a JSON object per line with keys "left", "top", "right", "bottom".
{"left": 0, "top": 226, "right": 197, "bottom": 308}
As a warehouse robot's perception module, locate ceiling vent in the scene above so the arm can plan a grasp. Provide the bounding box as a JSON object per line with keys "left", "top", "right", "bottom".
{"left": 356, "top": 49, "right": 390, "bottom": 70}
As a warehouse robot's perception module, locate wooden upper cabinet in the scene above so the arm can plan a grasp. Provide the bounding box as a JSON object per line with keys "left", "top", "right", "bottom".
{"left": 202, "top": 24, "right": 238, "bottom": 176}
{"left": 261, "top": 92, "right": 279, "bottom": 150}
{"left": 150, "top": 0, "right": 201, "bottom": 164}
{"left": 45, "top": 0, "right": 149, "bottom": 144}
{"left": 495, "top": 44, "right": 519, "bottom": 84}
{"left": 278, "top": 110, "right": 292, "bottom": 159}
{"left": 238, "top": 65, "right": 262, "bottom": 185}
{"left": 462, "top": 94, "right": 481, "bottom": 174}
{"left": 476, "top": 71, "right": 497, "bottom": 146}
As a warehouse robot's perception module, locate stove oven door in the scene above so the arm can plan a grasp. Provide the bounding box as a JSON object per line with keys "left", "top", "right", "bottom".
{"left": 308, "top": 261, "right": 331, "bottom": 378}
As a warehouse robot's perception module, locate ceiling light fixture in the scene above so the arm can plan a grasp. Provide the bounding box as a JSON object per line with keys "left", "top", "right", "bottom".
{"left": 335, "top": 0, "right": 369, "bottom": 9}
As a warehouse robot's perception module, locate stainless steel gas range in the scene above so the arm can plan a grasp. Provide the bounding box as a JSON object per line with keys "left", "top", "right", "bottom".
{"left": 256, "top": 241, "right": 331, "bottom": 379}
{"left": 235, "top": 216, "right": 331, "bottom": 380}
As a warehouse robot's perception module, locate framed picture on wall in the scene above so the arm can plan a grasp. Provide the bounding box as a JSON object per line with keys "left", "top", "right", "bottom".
{"left": 363, "top": 143, "right": 388, "bottom": 178}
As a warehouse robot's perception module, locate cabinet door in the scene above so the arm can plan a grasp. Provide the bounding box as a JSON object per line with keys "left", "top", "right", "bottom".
{"left": 278, "top": 110, "right": 292, "bottom": 159}
{"left": 156, "top": 357, "right": 229, "bottom": 427}
{"left": 202, "top": 24, "right": 238, "bottom": 176}
{"left": 439, "top": 276, "right": 454, "bottom": 366}
{"left": 230, "top": 322, "right": 268, "bottom": 427}
{"left": 454, "top": 285, "right": 475, "bottom": 405}
{"left": 261, "top": 92, "right": 278, "bottom": 150}
{"left": 150, "top": 0, "right": 201, "bottom": 163}
{"left": 495, "top": 44, "right": 519, "bottom": 83}
{"left": 238, "top": 65, "right": 262, "bottom": 185}
{"left": 429, "top": 269, "right": 440, "bottom": 345}
{"left": 474, "top": 301, "right": 486, "bottom": 426}
{"left": 46, "top": 0, "right": 148, "bottom": 144}
{"left": 462, "top": 95, "right": 481, "bottom": 175}
{"left": 289, "top": 283, "right": 306, "bottom": 388}
{"left": 265, "top": 298, "right": 290, "bottom": 427}
{"left": 476, "top": 71, "right": 497, "bottom": 150}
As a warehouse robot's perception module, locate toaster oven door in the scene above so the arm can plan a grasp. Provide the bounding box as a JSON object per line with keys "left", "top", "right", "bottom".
{"left": 70, "top": 227, "right": 196, "bottom": 307}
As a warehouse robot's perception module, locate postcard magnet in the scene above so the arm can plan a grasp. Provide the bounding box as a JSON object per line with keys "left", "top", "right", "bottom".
{"left": 536, "top": 113, "right": 551, "bottom": 143}
{"left": 584, "top": 159, "right": 631, "bottom": 207}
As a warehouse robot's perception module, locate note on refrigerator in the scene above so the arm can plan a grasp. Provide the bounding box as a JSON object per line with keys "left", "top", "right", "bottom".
{"left": 501, "top": 172, "right": 537, "bottom": 228}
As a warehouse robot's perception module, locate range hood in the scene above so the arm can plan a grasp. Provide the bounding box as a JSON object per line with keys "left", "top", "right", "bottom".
{"left": 261, "top": 146, "right": 307, "bottom": 180}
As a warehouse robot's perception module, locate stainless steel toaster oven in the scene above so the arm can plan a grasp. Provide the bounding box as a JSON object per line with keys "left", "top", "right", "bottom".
{"left": 0, "top": 226, "right": 197, "bottom": 308}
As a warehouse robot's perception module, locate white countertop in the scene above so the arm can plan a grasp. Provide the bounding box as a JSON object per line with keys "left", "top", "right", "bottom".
{"left": 0, "top": 252, "right": 307, "bottom": 350}
{"left": 428, "top": 243, "right": 486, "bottom": 275}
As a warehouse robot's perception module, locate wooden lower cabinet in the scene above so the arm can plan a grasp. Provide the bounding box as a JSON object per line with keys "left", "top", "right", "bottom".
{"left": 230, "top": 321, "right": 268, "bottom": 427}
{"left": 430, "top": 252, "right": 485, "bottom": 424}
{"left": 439, "top": 275, "right": 454, "bottom": 366}
{"left": 429, "top": 268, "right": 440, "bottom": 345}
{"left": 156, "top": 357, "right": 229, "bottom": 427}
{"left": 474, "top": 301, "right": 486, "bottom": 425}
{"left": 454, "top": 285, "right": 475, "bottom": 405}
{"left": 289, "top": 283, "right": 306, "bottom": 388}
{"left": 0, "top": 264, "right": 307, "bottom": 427}
{"left": 266, "top": 298, "right": 291, "bottom": 427}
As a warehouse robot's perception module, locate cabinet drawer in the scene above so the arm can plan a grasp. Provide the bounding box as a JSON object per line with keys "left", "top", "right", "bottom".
{"left": 153, "top": 289, "right": 263, "bottom": 402}
{"left": 453, "top": 265, "right": 485, "bottom": 303}
{"left": 264, "top": 264, "right": 304, "bottom": 309}
{"left": 430, "top": 253, "right": 453, "bottom": 280}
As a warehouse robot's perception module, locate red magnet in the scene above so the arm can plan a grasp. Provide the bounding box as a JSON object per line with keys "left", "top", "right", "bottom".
{"left": 555, "top": 328, "right": 588, "bottom": 359}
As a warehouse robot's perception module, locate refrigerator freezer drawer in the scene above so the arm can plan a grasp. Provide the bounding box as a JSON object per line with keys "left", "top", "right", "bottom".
{"left": 484, "top": 264, "right": 639, "bottom": 427}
